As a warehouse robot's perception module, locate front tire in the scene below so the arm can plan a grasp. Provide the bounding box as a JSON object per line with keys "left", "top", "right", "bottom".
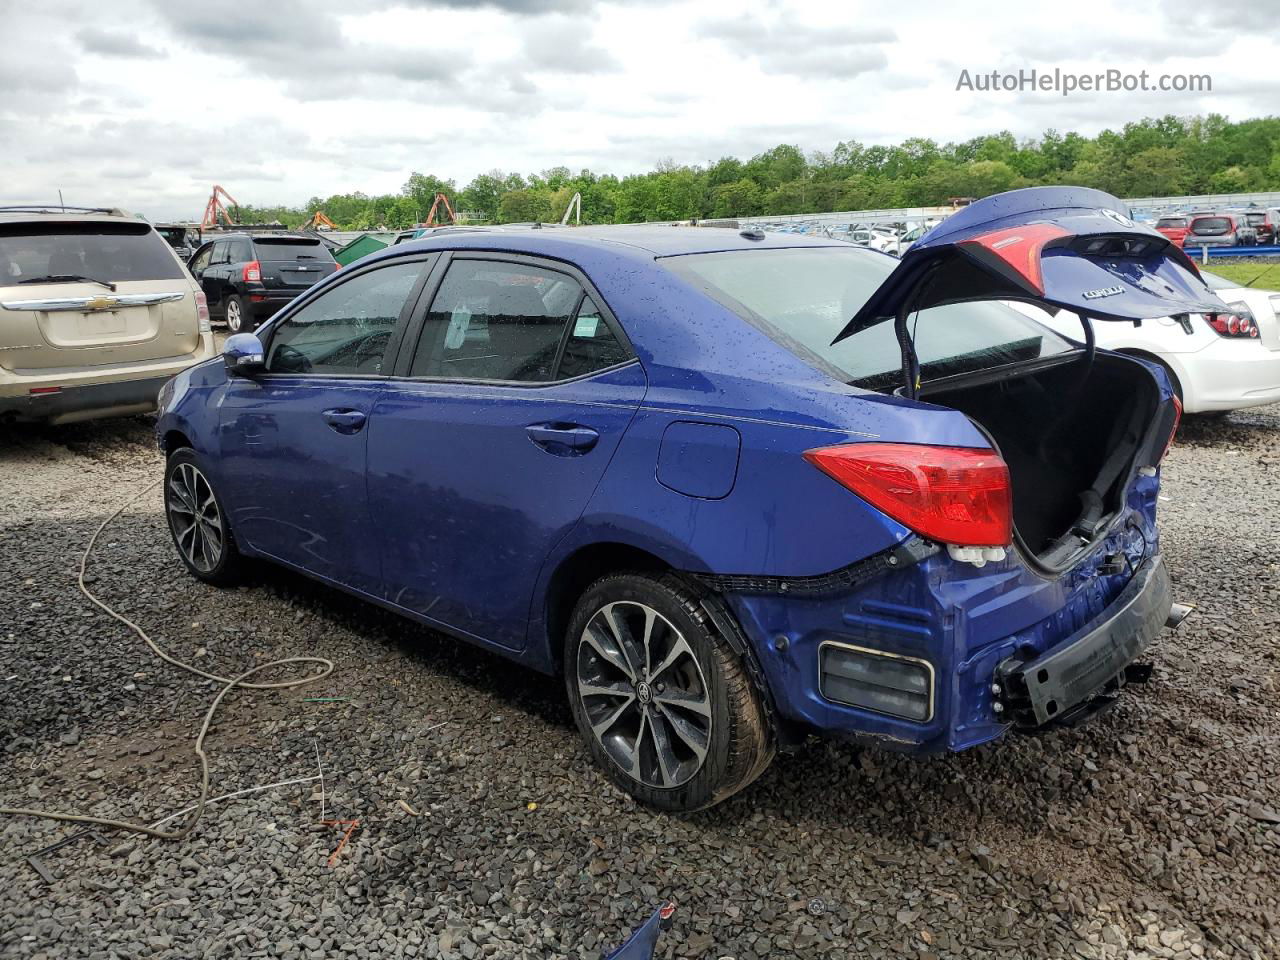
{"left": 564, "top": 572, "right": 773, "bottom": 812}
{"left": 164, "top": 449, "right": 245, "bottom": 587}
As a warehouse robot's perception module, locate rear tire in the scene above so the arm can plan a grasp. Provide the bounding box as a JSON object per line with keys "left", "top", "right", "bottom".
{"left": 225, "top": 295, "right": 248, "bottom": 333}
{"left": 564, "top": 572, "right": 773, "bottom": 812}
{"left": 164, "top": 448, "right": 245, "bottom": 587}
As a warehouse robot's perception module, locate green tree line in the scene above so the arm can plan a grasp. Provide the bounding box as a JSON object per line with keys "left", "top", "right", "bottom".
{"left": 230, "top": 114, "right": 1280, "bottom": 230}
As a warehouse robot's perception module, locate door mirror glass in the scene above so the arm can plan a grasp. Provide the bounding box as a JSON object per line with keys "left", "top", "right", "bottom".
{"left": 223, "top": 332, "right": 266, "bottom": 375}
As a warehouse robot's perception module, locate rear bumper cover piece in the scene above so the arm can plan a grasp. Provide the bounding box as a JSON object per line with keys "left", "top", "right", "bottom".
{"left": 0, "top": 374, "right": 171, "bottom": 423}
{"left": 996, "top": 557, "right": 1171, "bottom": 727}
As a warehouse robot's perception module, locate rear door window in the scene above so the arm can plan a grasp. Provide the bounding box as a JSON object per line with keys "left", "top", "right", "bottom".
{"left": 265, "top": 260, "right": 425, "bottom": 376}
{"left": 409, "top": 259, "right": 580, "bottom": 382}
{"left": 0, "top": 222, "right": 184, "bottom": 284}
{"left": 253, "top": 237, "right": 333, "bottom": 261}
{"left": 557, "top": 297, "right": 630, "bottom": 378}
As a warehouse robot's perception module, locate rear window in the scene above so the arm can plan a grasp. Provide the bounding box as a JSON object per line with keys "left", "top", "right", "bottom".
{"left": 668, "top": 247, "right": 1073, "bottom": 391}
{"left": 252, "top": 237, "right": 334, "bottom": 261}
{"left": 1245, "top": 212, "right": 1265, "bottom": 225}
{"left": 1155, "top": 217, "right": 1187, "bottom": 228}
{"left": 0, "top": 222, "right": 184, "bottom": 284}
{"left": 1190, "top": 217, "right": 1231, "bottom": 234}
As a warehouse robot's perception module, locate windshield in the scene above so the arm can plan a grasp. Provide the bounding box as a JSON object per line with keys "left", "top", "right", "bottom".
{"left": 668, "top": 246, "right": 1074, "bottom": 391}
{"left": 252, "top": 237, "right": 334, "bottom": 261}
{"left": 1156, "top": 217, "right": 1187, "bottom": 228}
{"left": 0, "top": 222, "right": 184, "bottom": 284}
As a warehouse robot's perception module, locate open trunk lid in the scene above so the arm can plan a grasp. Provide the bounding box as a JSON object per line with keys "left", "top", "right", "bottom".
{"left": 824, "top": 187, "right": 1226, "bottom": 571}
{"left": 833, "top": 187, "right": 1228, "bottom": 372}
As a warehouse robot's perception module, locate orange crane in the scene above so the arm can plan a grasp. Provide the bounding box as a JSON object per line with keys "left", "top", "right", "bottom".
{"left": 421, "top": 192, "right": 457, "bottom": 227}
{"left": 302, "top": 210, "right": 338, "bottom": 231}
{"left": 200, "top": 185, "right": 238, "bottom": 229}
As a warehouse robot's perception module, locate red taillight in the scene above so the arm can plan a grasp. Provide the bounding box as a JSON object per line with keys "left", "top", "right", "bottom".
{"left": 194, "top": 290, "right": 209, "bottom": 322}
{"left": 1205, "top": 313, "right": 1259, "bottom": 338}
{"left": 803, "top": 443, "right": 1012, "bottom": 547}
{"left": 243, "top": 260, "right": 261, "bottom": 283}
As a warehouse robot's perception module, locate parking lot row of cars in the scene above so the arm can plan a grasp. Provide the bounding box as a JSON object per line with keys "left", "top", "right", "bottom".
{"left": 1154, "top": 207, "right": 1280, "bottom": 248}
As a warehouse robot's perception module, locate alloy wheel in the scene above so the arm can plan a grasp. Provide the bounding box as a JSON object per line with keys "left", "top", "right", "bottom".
{"left": 167, "top": 462, "right": 223, "bottom": 573}
{"left": 226, "top": 299, "right": 242, "bottom": 332}
{"left": 575, "top": 600, "right": 712, "bottom": 788}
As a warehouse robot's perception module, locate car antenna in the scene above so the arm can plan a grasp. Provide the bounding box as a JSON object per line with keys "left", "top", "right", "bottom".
{"left": 58, "top": 189, "right": 66, "bottom": 212}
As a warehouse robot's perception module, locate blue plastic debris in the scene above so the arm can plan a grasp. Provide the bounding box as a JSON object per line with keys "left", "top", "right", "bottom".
{"left": 604, "top": 902, "right": 677, "bottom": 960}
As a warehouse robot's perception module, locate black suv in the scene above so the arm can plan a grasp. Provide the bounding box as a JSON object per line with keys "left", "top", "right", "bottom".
{"left": 187, "top": 233, "right": 339, "bottom": 332}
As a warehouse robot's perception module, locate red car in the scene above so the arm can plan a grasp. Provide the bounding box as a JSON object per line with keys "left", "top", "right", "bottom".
{"left": 1154, "top": 215, "right": 1189, "bottom": 247}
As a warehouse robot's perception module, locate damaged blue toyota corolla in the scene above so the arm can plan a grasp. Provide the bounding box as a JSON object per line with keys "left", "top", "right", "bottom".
{"left": 156, "top": 187, "right": 1222, "bottom": 811}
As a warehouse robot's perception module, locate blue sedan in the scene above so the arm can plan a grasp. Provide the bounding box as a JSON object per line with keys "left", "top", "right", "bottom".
{"left": 157, "top": 188, "right": 1215, "bottom": 811}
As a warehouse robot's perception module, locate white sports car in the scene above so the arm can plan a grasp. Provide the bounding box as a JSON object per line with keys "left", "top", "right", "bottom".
{"left": 1013, "top": 270, "right": 1280, "bottom": 414}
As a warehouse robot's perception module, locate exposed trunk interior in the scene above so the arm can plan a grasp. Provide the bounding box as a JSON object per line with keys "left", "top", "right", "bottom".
{"left": 921, "top": 354, "right": 1161, "bottom": 564}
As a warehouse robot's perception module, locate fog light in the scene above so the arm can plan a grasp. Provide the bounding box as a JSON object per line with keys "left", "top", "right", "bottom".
{"left": 819, "top": 642, "right": 934, "bottom": 722}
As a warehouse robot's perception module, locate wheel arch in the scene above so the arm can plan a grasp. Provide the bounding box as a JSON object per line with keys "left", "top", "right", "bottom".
{"left": 540, "top": 540, "right": 674, "bottom": 676}
{"left": 162, "top": 429, "right": 193, "bottom": 455}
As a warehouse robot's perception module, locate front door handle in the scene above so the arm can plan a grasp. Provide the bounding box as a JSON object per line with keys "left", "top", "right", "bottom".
{"left": 322, "top": 408, "right": 367, "bottom": 434}
{"left": 526, "top": 422, "right": 599, "bottom": 455}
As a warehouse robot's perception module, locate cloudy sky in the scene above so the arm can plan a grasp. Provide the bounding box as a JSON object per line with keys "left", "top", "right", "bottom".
{"left": 1, "top": 0, "right": 1275, "bottom": 219}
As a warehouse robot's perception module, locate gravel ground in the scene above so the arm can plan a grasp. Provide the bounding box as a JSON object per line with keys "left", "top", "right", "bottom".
{"left": 1, "top": 405, "right": 1277, "bottom": 960}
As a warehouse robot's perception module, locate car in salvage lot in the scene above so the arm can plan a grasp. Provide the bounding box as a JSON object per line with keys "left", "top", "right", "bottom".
{"left": 186, "top": 232, "right": 340, "bottom": 333}
{"left": 0, "top": 205, "right": 217, "bottom": 425}
{"left": 1185, "top": 211, "right": 1255, "bottom": 248}
{"left": 1153, "top": 214, "right": 1190, "bottom": 248}
{"left": 156, "top": 187, "right": 1220, "bottom": 812}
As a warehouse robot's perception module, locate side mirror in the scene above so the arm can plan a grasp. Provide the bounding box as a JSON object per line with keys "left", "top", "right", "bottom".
{"left": 223, "top": 333, "right": 266, "bottom": 376}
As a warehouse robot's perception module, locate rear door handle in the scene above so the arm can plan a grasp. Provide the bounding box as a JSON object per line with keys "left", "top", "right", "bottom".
{"left": 322, "top": 408, "right": 367, "bottom": 434}
{"left": 526, "top": 422, "right": 599, "bottom": 454}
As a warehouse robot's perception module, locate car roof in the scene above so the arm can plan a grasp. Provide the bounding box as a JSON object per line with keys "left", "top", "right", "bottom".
{"left": 382, "top": 223, "right": 842, "bottom": 261}
{"left": 0, "top": 205, "right": 141, "bottom": 226}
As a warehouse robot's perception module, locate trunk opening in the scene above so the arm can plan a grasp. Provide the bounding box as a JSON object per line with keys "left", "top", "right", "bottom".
{"left": 919, "top": 353, "right": 1161, "bottom": 566}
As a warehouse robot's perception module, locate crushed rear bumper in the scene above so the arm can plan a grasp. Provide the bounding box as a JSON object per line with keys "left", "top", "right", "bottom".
{"left": 995, "top": 557, "right": 1171, "bottom": 728}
